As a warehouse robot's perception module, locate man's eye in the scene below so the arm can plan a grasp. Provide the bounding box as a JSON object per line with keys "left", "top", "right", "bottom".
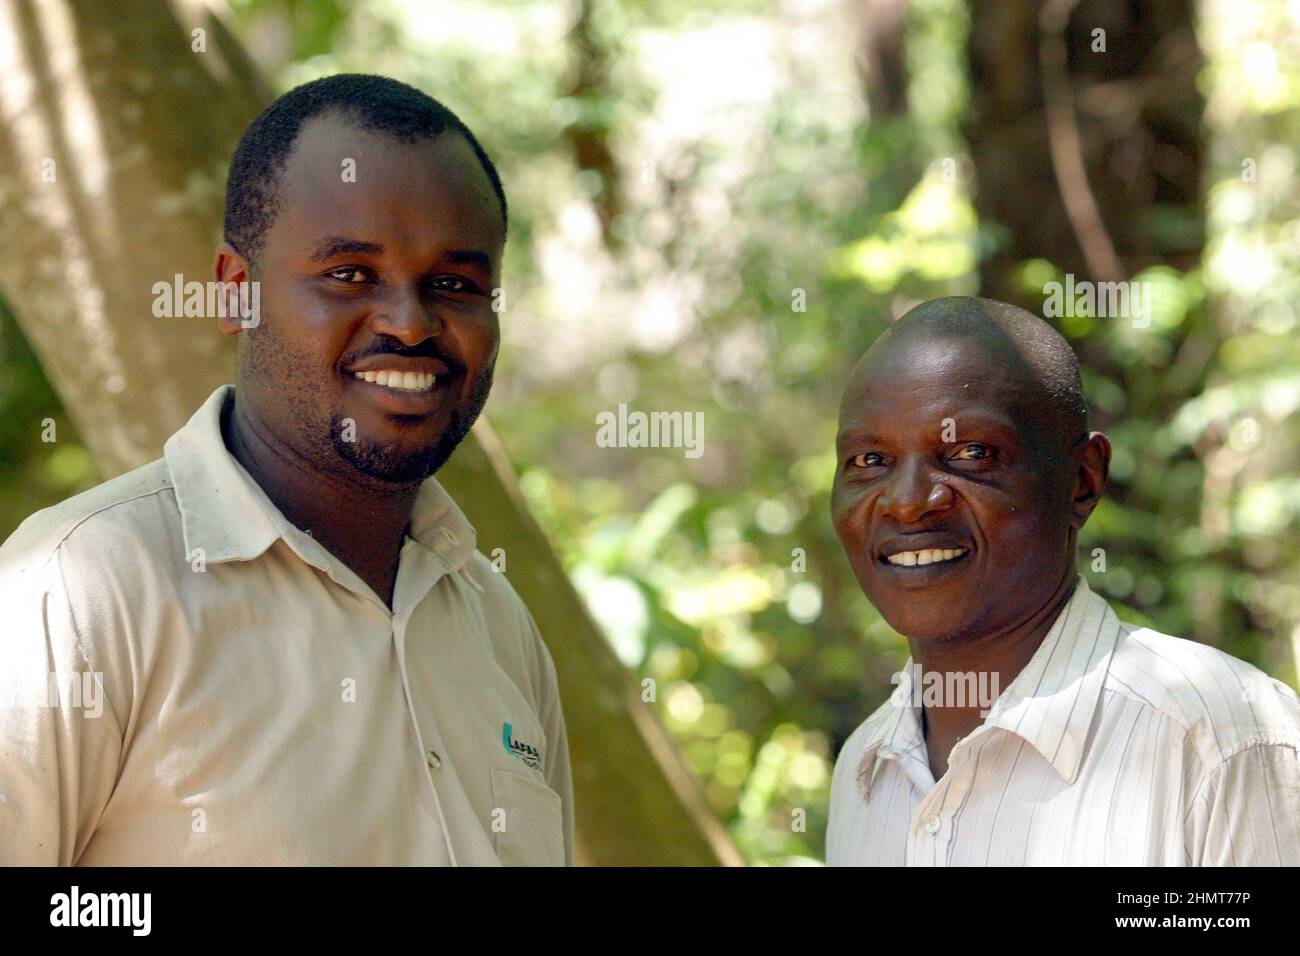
{"left": 952, "top": 443, "right": 994, "bottom": 461}
{"left": 431, "top": 275, "right": 479, "bottom": 294}
{"left": 327, "top": 267, "right": 371, "bottom": 284}
{"left": 848, "top": 452, "right": 884, "bottom": 469}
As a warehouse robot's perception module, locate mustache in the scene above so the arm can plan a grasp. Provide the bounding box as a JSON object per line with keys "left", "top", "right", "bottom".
{"left": 346, "top": 338, "right": 464, "bottom": 374}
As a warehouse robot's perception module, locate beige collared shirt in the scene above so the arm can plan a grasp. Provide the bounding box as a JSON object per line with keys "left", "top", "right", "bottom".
{"left": 0, "top": 385, "right": 573, "bottom": 866}
{"left": 827, "top": 575, "right": 1300, "bottom": 866}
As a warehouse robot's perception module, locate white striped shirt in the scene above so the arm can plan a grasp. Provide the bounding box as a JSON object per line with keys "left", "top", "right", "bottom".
{"left": 826, "top": 575, "right": 1300, "bottom": 866}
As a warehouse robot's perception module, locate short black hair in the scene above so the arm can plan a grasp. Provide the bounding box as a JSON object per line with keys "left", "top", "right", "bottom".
{"left": 879, "top": 296, "right": 1089, "bottom": 450}
{"left": 223, "top": 73, "right": 507, "bottom": 265}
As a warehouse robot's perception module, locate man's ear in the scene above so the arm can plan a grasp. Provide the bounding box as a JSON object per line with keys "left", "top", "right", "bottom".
{"left": 214, "top": 242, "right": 255, "bottom": 336}
{"left": 1070, "top": 431, "right": 1111, "bottom": 529}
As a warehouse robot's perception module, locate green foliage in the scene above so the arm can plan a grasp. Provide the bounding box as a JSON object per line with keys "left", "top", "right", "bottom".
{"left": 0, "top": 296, "right": 95, "bottom": 537}
{"left": 1, "top": 0, "right": 1295, "bottom": 866}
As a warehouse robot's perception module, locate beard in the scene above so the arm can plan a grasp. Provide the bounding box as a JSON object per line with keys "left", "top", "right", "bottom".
{"left": 234, "top": 290, "right": 496, "bottom": 489}
{"left": 328, "top": 365, "right": 493, "bottom": 485}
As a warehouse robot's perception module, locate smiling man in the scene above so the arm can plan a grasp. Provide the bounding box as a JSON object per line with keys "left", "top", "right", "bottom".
{"left": 826, "top": 296, "right": 1300, "bottom": 866}
{"left": 0, "top": 75, "right": 572, "bottom": 865}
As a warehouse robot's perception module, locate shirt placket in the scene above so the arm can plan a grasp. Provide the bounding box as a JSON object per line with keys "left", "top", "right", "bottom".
{"left": 389, "top": 539, "right": 459, "bottom": 865}
{"left": 905, "top": 731, "right": 982, "bottom": 866}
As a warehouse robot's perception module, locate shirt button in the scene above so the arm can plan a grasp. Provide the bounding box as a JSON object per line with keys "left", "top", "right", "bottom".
{"left": 924, "top": 815, "right": 941, "bottom": 835}
{"left": 426, "top": 751, "right": 442, "bottom": 771}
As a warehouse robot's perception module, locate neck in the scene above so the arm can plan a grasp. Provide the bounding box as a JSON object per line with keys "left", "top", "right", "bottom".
{"left": 910, "top": 563, "right": 1079, "bottom": 742}
{"left": 222, "top": 397, "right": 418, "bottom": 602}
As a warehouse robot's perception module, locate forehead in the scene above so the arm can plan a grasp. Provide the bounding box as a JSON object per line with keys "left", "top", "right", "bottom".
{"left": 838, "top": 333, "right": 1044, "bottom": 439}
{"left": 270, "top": 112, "right": 504, "bottom": 255}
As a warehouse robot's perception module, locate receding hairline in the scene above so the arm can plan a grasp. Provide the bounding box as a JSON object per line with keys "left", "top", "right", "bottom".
{"left": 845, "top": 296, "right": 1089, "bottom": 449}
{"left": 880, "top": 296, "right": 1072, "bottom": 353}
{"left": 286, "top": 108, "right": 495, "bottom": 196}
{"left": 223, "top": 73, "right": 508, "bottom": 267}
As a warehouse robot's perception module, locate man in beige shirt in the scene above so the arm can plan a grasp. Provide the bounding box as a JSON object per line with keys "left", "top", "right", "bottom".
{"left": 0, "top": 74, "right": 573, "bottom": 865}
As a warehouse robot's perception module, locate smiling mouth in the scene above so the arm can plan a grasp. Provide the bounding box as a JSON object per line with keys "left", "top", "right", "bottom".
{"left": 881, "top": 547, "right": 970, "bottom": 568}
{"left": 352, "top": 370, "right": 438, "bottom": 393}
{"left": 345, "top": 369, "right": 452, "bottom": 419}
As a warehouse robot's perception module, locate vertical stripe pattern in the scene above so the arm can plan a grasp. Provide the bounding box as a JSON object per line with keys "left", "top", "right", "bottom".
{"left": 826, "top": 576, "right": 1300, "bottom": 866}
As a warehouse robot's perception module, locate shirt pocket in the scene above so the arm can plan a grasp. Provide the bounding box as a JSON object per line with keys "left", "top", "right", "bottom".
{"left": 489, "top": 767, "right": 565, "bottom": 867}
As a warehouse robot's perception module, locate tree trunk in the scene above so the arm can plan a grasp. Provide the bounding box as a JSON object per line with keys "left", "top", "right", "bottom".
{"left": 0, "top": 0, "right": 738, "bottom": 866}
{"left": 963, "top": 1, "right": 1265, "bottom": 656}
{"left": 967, "top": 0, "right": 1204, "bottom": 301}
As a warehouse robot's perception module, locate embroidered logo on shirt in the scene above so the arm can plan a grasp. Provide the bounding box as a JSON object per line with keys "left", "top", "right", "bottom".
{"left": 502, "top": 722, "right": 542, "bottom": 770}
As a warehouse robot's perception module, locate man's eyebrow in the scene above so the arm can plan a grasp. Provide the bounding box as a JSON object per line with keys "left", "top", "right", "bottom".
{"left": 836, "top": 416, "right": 1021, "bottom": 445}
{"left": 309, "top": 236, "right": 383, "bottom": 262}
{"left": 307, "top": 238, "right": 493, "bottom": 273}
{"left": 945, "top": 414, "right": 1021, "bottom": 437}
{"left": 837, "top": 426, "right": 883, "bottom": 444}
{"left": 441, "top": 249, "right": 493, "bottom": 273}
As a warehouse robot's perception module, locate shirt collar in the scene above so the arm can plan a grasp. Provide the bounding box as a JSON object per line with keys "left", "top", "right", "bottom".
{"left": 980, "top": 574, "right": 1118, "bottom": 784}
{"left": 855, "top": 574, "right": 1119, "bottom": 798}
{"left": 854, "top": 673, "right": 929, "bottom": 800}
{"left": 163, "top": 385, "right": 478, "bottom": 571}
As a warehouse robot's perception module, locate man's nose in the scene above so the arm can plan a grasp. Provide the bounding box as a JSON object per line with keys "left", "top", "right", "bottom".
{"left": 878, "top": 456, "right": 954, "bottom": 525}
{"left": 368, "top": 284, "right": 442, "bottom": 344}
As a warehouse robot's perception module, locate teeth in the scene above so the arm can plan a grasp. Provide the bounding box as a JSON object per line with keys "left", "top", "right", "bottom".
{"left": 354, "top": 370, "right": 437, "bottom": 392}
{"left": 885, "top": 548, "right": 967, "bottom": 567}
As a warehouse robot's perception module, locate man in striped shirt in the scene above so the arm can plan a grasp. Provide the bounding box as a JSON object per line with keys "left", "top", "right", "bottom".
{"left": 827, "top": 296, "right": 1300, "bottom": 866}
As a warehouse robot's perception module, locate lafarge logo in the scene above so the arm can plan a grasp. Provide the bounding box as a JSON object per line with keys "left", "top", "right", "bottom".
{"left": 50, "top": 886, "right": 151, "bottom": 936}
{"left": 502, "top": 722, "right": 542, "bottom": 770}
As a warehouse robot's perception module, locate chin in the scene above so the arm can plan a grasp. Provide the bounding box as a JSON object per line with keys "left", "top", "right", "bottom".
{"left": 883, "top": 612, "right": 980, "bottom": 642}
{"left": 329, "top": 404, "right": 472, "bottom": 480}
{"left": 860, "top": 583, "right": 982, "bottom": 641}
{"left": 341, "top": 443, "right": 440, "bottom": 483}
